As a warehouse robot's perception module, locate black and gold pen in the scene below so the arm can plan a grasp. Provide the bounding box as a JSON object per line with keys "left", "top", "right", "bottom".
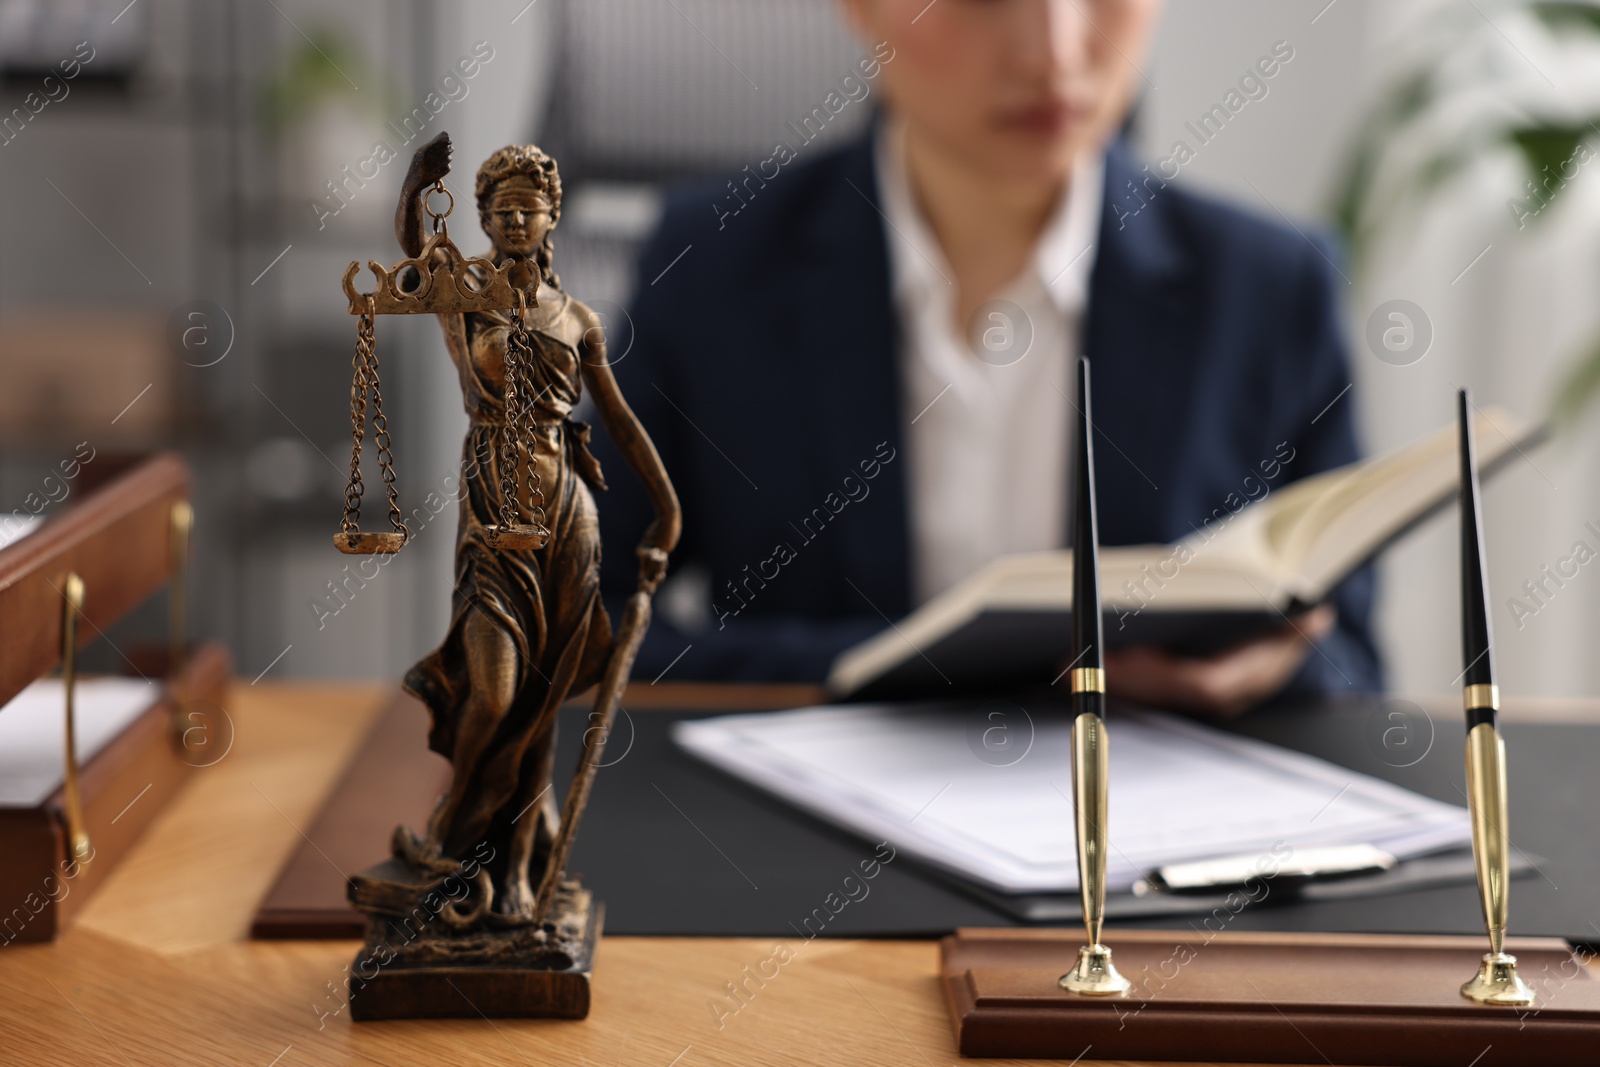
{"left": 1457, "top": 389, "right": 1534, "bottom": 1006}
{"left": 1059, "top": 357, "right": 1129, "bottom": 996}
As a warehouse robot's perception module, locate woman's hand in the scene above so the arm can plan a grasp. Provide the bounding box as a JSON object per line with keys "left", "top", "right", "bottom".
{"left": 1102, "top": 605, "right": 1337, "bottom": 718}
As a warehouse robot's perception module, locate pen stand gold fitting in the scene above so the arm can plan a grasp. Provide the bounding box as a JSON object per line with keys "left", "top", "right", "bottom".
{"left": 1461, "top": 951, "right": 1534, "bottom": 1006}
{"left": 1460, "top": 723, "right": 1534, "bottom": 1006}
{"left": 1060, "top": 943, "right": 1130, "bottom": 996}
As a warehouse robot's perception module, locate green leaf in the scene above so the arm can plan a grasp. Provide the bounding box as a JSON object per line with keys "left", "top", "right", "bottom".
{"left": 257, "top": 29, "right": 378, "bottom": 137}
{"left": 1531, "top": 1, "right": 1600, "bottom": 34}
{"left": 1510, "top": 126, "right": 1586, "bottom": 183}
{"left": 1328, "top": 71, "right": 1437, "bottom": 259}
{"left": 1551, "top": 331, "right": 1600, "bottom": 426}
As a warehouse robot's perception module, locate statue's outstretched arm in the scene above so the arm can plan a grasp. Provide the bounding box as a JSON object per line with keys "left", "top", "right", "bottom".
{"left": 397, "top": 131, "right": 454, "bottom": 258}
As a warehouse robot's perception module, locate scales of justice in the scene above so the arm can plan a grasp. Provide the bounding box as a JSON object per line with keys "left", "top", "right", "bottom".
{"left": 328, "top": 130, "right": 679, "bottom": 1020}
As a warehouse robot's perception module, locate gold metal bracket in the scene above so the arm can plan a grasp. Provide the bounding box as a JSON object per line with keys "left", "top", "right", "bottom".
{"left": 1060, "top": 943, "right": 1130, "bottom": 996}
{"left": 169, "top": 500, "right": 194, "bottom": 743}
{"left": 1461, "top": 722, "right": 1533, "bottom": 1005}
{"left": 1069, "top": 667, "right": 1106, "bottom": 694}
{"left": 1060, "top": 713, "right": 1130, "bottom": 996}
{"left": 61, "top": 573, "right": 92, "bottom": 862}
{"left": 1462, "top": 951, "right": 1535, "bottom": 1005}
{"left": 169, "top": 500, "right": 192, "bottom": 673}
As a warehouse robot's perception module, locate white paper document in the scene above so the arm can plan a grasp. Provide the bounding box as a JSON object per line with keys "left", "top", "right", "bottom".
{"left": 673, "top": 703, "right": 1471, "bottom": 894}
{"left": 0, "top": 677, "right": 158, "bottom": 807}
{"left": 0, "top": 514, "right": 43, "bottom": 552}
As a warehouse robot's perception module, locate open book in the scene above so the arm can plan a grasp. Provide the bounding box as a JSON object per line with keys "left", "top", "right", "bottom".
{"left": 829, "top": 409, "right": 1541, "bottom": 700}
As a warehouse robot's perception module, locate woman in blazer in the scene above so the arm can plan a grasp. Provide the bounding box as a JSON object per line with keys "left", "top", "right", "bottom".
{"left": 595, "top": 0, "right": 1381, "bottom": 714}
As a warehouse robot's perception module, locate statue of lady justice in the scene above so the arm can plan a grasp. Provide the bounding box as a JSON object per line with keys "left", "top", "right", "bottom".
{"left": 378, "top": 131, "right": 680, "bottom": 930}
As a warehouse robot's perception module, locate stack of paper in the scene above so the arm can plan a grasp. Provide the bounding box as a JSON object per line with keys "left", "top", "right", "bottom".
{"left": 674, "top": 703, "right": 1471, "bottom": 894}
{"left": 0, "top": 677, "right": 158, "bottom": 807}
{"left": 0, "top": 514, "right": 43, "bottom": 552}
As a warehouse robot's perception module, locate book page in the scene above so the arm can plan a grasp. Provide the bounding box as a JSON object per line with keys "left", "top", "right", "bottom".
{"left": 1292, "top": 409, "right": 1529, "bottom": 599}
{"left": 978, "top": 548, "right": 1284, "bottom": 613}
{"left": 1172, "top": 408, "right": 1531, "bottom": 603}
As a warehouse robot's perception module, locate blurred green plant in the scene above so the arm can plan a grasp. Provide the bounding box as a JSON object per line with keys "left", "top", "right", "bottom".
{"left": 258, "top": 28, "right": 381, "bottom": 137}
{"left": 1331, "top": 0, "right": 1600, "bottom": 426}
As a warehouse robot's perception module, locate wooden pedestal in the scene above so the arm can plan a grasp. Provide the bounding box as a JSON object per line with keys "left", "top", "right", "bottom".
{"left": 347, "top": 951, "right": 598, "bottom": 1021}
{"left": 942, "top": 928, "right": 1600, "bottom": 1065}
{"left": 347, "top": 863, "right": 603, "bottom": 1022}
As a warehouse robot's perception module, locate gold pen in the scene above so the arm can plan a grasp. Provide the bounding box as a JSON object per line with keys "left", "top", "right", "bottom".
{"left": 1059, "top": 357, "right": 1129, "bottom": 997}
{"left": 1456, "top": 389, "right": 1533, "bottom": 1006}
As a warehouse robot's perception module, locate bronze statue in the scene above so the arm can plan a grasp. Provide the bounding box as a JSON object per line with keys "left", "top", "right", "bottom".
{"left": 340, "top": 131, "right": 680, "bottom": 1020}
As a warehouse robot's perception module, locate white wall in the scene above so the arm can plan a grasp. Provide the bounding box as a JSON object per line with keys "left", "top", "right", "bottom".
{"left": 1143, "top": 0, "right": 1600, "bottom": 700}
{"left": 1139, "top": 0, "right": 1373, "bottom": 218}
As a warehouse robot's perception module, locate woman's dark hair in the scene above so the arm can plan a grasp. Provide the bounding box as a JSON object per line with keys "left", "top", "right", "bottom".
{"left": 475, "top": 144, "right": 562, "bottom": 289}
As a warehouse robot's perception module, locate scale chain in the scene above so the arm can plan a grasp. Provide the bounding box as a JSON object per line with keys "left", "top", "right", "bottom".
{"left": 364, "top": 321, "right": 407, "bottom": 539}
{"left": 338, "top": 298, "right": 408, "bottom": 547}
{"left": 341, "top": 305, "right": 375, "bottom": 534}
{"left": 499, "top": 305, "right": 525, "bottom": 532}
{"left": 515, "top": 309, "right": 547, "bottom": 535}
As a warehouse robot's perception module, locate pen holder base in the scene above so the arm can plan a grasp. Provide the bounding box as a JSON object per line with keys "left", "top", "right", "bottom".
{"left": 943, "top": 928, "right": 1600, "bottom": 1064}
{"left": 1461, "top": 951, "right": 1535, "bottom": 1006}
{"left": 1058, "top": 943, "right": 1131, "bottom": 996}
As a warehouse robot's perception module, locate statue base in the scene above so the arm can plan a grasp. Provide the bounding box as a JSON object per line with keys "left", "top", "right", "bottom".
{"left": 345, "top": 857, "right": 602, "bottom": 1021}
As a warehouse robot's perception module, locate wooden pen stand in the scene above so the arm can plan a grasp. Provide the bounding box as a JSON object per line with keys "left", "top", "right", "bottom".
{"left": 0, "top": 453, "right": 231, "bottom": 943}
{"left": 942, "top": 928, "right": 1600, "bottom": 1065}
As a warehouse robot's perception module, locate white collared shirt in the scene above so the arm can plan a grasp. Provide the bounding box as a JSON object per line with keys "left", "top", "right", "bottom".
{"left": 876, "top": 121, "right": 1104, "bottom": 605}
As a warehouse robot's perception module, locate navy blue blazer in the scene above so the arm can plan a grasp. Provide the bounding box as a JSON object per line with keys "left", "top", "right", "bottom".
{"left": 593, "top": 130, "right": 1382, "bottom": 697}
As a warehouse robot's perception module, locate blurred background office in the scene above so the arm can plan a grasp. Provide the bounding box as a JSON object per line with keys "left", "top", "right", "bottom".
{"left": 3, "top": 0, "right": 1599, "bottom": 700}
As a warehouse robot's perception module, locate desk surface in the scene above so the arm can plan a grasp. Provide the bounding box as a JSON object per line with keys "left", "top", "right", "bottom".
{"left": 4, "top": 682, "right": 1597, "bottom": 1067}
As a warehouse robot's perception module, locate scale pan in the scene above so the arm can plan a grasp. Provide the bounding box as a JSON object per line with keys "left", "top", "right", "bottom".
{"left": 484, "top": 524, "right": 548, "bottom": 551}
{"left": 333, "top": 531, "right": 407, "bottom": 555}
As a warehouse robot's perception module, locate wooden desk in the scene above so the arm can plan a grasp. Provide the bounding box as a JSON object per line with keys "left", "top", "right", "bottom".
{"left": 2, "top": 683, "right": 1594, "bottom": 1067}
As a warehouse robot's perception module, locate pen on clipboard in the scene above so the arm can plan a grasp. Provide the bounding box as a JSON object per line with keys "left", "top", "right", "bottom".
{"left": 1136, "top": 843, "right": 1397, "bottom": 896}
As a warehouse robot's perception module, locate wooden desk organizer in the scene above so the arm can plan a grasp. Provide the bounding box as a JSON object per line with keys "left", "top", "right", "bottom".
{"left": 0, "top": 453, "right": 231, "bottom": 942}
{"left": 942, "top": 928, "right": 1600, "bottom": 1065}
